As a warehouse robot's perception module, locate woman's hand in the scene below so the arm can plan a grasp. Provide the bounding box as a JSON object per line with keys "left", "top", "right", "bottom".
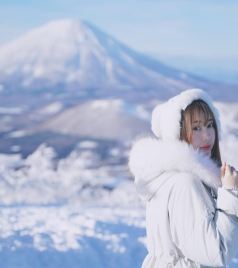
{"left": 221, "top": 162, "right": 238, "bottom": 189}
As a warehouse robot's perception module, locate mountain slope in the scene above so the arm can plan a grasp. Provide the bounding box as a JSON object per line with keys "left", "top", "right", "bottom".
{"left": 34, "top": 99, "right": 150, "bottom": 140}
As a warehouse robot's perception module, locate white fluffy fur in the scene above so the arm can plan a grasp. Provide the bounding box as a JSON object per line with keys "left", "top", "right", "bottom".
{"left": 151, "top": 88, "right": 221, "bottom": 139}
{"left": 129, "top": 137, "right": 221, "bottom": 200}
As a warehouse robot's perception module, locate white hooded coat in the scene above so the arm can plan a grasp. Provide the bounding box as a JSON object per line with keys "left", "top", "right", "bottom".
{"left": 129, "top": 89, "right": 238, "bottom": 268}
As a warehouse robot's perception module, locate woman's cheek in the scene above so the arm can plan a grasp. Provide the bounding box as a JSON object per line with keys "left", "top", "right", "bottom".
{"left": 191, "top": 132, "right": 200, "bottom": 149}
{"left": 209, "top": 128, "right": 216, "bottom": 146}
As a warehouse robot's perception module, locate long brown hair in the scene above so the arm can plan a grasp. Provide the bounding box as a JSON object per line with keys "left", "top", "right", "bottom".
{"left": 180, "top": 99, "right": 222, "bottom": 166}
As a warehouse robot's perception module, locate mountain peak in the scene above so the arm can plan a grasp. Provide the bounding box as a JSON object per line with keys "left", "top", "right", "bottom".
{"left": 1, "top": 18, "right": 95, "bottom": 46}
{"left": 0, "top": 18, "right": 117, "bottom": 89}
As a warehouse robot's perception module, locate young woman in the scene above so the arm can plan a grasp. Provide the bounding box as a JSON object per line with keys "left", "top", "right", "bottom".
{"left": 129, "top": 89, "right": 238, "bottom": 267}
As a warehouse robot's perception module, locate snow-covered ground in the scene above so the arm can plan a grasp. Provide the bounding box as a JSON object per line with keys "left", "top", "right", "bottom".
{"left": 0, "top": 139, "right": 147, "bottom": 268}
{"left": 0, "top": 205, "right": 146, "bottom": 268}
{"left": 0, "top": 100, "right": 238, "bottom": 267}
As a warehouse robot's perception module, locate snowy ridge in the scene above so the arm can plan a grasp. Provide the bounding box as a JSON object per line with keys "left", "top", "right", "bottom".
{"left": 37, "top": 98, "right": 150, "bottom": 140}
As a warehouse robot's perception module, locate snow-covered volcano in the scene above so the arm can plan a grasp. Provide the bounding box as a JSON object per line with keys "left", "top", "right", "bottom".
{"left": 0, "top": 19, "right": 211, "bottom": 95}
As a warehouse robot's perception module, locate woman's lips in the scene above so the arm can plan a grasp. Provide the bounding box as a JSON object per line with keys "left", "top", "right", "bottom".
{"left": 200, "top": 145, "right": 211, "bottom": 150}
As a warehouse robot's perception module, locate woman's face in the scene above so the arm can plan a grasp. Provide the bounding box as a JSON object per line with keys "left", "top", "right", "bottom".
{"left": 190, "top": 111, "right": 215, "bottom": 157}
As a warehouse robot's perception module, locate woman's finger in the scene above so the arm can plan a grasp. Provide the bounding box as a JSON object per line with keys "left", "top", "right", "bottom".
{"left": 225, "top": 164, "right": 232, "bottom": 175}
{"left": 221, "top": 163, "right": 226, "bottom": 177}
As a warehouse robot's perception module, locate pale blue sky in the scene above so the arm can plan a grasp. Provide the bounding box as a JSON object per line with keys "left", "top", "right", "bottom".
{"left": 0, "top": 0, "right": 238, "bottom": 79}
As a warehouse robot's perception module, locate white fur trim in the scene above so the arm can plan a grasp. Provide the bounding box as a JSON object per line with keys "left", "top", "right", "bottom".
{"left": 151, "top": 88, "right": 221, "bottom": 140}
{"left": 129, "top": 137, "right": 221, "bottom": 200}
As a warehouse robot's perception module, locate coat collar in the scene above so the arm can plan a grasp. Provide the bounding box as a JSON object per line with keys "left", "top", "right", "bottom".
{"left": 129, "top": 136, "right": 221, "bottom": 200}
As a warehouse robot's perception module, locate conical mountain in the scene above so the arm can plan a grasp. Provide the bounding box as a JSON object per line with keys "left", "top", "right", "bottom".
{"left": 0, "top": 19, "right": 209, "bottom": 96}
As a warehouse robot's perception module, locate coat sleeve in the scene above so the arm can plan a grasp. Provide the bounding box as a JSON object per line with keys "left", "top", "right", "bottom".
{"left": 168, "top": 173, "right": 238, "bottom": 267}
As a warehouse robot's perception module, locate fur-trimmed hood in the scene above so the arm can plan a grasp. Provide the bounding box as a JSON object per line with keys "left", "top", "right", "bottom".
{"left": 151, "top": 88, "right": 220, "bottom": 140}
{"left": 129, "top": 137, "right": 221, "bottom": 201}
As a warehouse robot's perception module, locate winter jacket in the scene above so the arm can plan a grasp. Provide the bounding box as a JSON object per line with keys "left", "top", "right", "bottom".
{"left": 129, "top": 137, "right": 238, "bottom": 268}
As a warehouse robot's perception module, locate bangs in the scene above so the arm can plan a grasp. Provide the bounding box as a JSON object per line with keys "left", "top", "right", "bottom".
{"left": 188, "top": 100, "right": 215, "bottom": 124}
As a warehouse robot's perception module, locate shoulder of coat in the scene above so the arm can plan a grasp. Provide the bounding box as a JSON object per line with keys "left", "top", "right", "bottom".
{"left": 170, "top": 171, "right": 204, "bottom": 190}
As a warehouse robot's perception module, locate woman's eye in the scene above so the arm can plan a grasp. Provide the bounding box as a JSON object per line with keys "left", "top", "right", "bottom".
{"left": 207, "top": 122, "right": 214, "bottom": 128}
{"left": 192, "top": 126, "right": 200, "bottom": 131}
